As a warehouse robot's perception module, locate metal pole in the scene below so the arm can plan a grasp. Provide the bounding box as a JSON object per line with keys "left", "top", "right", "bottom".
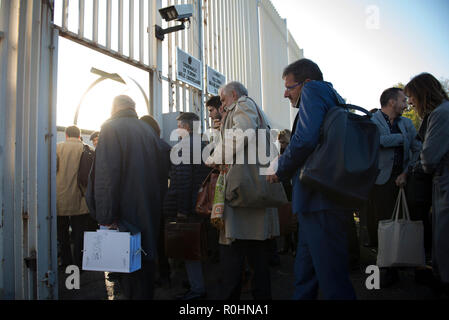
{"left": 198, "top": 0, "right": 204, "bottom": 133}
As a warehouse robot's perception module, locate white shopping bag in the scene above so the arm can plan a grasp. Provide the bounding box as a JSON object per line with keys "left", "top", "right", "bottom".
{"left": 82, "top": 229, "right": 142, "bottom": 273}
{"left": 376, "top": 188, "right": 425, "bottom": 268}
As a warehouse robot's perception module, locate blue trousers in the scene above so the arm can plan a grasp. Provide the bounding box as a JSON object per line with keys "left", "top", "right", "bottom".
{"left": 185, "top": 260, "right": 206, "bottom": 294}
{"left": 293, "top": 210, "right": 356, "bottom": 300}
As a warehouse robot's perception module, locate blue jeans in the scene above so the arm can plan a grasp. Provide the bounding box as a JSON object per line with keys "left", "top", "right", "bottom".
{"left": 293, "top": 210, "right": 356, "bottom": 300}
{"left": 185, "top": 260, "right": 205, "bottom": 294}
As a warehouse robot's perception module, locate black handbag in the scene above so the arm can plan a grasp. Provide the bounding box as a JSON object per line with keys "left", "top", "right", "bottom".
{"left": 299, "top": 94, "right": 380, "bottom": 208}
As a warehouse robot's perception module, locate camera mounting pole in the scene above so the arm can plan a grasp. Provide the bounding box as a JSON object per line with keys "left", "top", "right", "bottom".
{"left": 155, "top": 21, "right": 186, "bottom": 41}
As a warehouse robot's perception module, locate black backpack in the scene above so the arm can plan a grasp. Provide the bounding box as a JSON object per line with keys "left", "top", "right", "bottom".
{"left": 299, "top": 93, "right": 380, "bottom": 209}
{"left": 78, "top": 144, "right": 95, "bottom": 194}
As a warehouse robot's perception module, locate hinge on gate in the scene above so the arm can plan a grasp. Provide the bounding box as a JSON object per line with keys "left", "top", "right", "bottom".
{"left": 0, "top": 31, "right": 4, "bottom": 42}
{"left": 40, "top": 270, "right": 55, "bottom": 288}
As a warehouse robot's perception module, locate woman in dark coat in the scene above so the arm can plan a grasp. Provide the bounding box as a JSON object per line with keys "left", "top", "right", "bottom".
{"left": 405, "top": 73, "right": 449, "bottom": 291}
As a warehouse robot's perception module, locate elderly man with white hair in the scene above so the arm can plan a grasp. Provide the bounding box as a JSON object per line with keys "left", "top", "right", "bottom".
{"left": 208, "top": 82, "right": 280, "bottom": 300}
{"left": 86, "top": 95, "right": 171, "bottom": 300}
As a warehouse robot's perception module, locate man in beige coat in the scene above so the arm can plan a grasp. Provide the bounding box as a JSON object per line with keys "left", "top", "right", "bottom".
{"left": 207, "top": 82, "right": 279, "bottom": 300}
{"left": 57, "top": 125, "right": 92, "bottom": 269}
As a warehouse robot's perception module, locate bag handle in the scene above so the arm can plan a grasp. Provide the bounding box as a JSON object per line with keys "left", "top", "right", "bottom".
{"left": 245, "top": 96, "right": 271, "bottom": 130}
{"left": 391, "top": 187, "right": 411, "bottom": 221}
{"left": 329, "top": 87, "right": 373, "bottom": 117}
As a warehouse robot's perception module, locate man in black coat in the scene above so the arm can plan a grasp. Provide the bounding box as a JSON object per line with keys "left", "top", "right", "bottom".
{"left": 163, "top": 112, "right": 211, "bottom": 300}
{"left": 86, "top": 95, "right": 170, "bottom": 299}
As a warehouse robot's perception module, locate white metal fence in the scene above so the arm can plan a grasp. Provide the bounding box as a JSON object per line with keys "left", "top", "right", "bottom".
{"left": 52, "top": 0, "right": 302, "bottom": 131}
{"left": 0, "top": 0, "right": 302, "bottom": 299}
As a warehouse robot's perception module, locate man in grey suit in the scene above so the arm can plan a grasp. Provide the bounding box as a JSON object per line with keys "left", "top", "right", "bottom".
{"left": 371, "top": 87, "right": 422, "bottom": 286}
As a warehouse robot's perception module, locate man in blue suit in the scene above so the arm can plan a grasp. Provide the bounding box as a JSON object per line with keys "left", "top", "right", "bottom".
{"left": 370, "top": 87, "right": 421, "bottom": 286}
{"left": 267, "top": 59, "right": 356, "bottom": 300}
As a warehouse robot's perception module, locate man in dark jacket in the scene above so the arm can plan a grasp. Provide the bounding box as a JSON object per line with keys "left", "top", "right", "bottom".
{"left": 87, "top": 95, "right": 170, "bottom": 299}
{"left": 140, "top": 114, "right": 173, "bottom": 288}
{"left": 267, "top": 59, "right": 356, "bottom": 300}
{"left": 163, "top": 112, "right": 211, "bottom": 300}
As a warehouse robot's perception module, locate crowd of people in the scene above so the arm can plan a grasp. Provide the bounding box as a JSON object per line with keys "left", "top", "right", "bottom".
{"left": 55, "top": 58, "right": 449, "bottom": 300}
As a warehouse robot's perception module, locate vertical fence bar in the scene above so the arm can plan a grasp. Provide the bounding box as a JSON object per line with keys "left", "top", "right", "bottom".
{"left": 217, "top": 0, "right": 223, "bottom": 74}
{"left": 212, "top": 0, "right": 218, "bottom": 70}
{"left": 174, "top": 0, "right": 180, "bottom": 111}
{"left": 167, "top": 0, "right": 174, "bottom": 112}
{"left": 233, "top": 0, "right": 239, "bottom": 81}
{"left": 129, "top": 0, "right": 134, "bottom": 59}
{"left": 78, "top": 0, "right": 85, "bottom": 38}
{"left": 62, "top": 0, "right": 69, "bottom": 30}
{"left": 181, "top": 0, "right": 187, "bottom": 112}
{"left": 27, "top": 0, "right": 42, "bottom": 300}
{"left": 207, "top": 0, "right": 212, "bottom": 71}
{"left": 148, "top": 0, "right": 154, "bottom": 66}
{"left": 14, "top": 0, "right": 27, "bottom": 299}
{"left": 238, "top": 0, "right": 246, "bottom": 85}
{"left": 93, "top": 0, "right": 99, "bottom": 43}
{"left": 139, "top": 0, "right": 144, "bottom": 63}
{"left": 118, "top": 0, "right": 123, "bottom": 54}
{"left": 106, "top": 0, "right": 111, "bottom": 49}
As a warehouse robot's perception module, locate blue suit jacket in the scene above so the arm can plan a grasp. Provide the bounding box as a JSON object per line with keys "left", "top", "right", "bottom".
{"left": 276, "top": 81, "right": 345, "bottom": 216}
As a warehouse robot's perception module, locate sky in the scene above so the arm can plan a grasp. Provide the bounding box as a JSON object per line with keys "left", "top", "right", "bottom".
{"left": 271, "top": 0, "right": 449, "bottom": 109}
{"left": 55, "top": 0, "right": 449, "bottom": 131}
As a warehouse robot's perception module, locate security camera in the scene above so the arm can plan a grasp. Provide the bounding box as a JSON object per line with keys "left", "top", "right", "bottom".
{"left": 159, "top": 4, "right": 193, "bottom": 22}
{"left": 155, "top": 4, "right": 193, "bottom": 41}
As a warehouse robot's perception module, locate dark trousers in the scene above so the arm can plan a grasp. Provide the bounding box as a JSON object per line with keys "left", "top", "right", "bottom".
{"left": 57, "top": 214, "right": 96, "bottom": 269}
{"left": 220, "top": 240, "right": 272, "bottom": 300}
{"left": 120, "top": 260, "right": 156, "bottom": 300}
{"left": 371, "top": 174, "right": 401, "bottom": 244}
{"left": 294, "top": 210, "right": 356, "bottom": 300}
{"left": 157, "top": 218, "right": 171, "bottom": 280}
{"left": 347, "top": 213, "right": 360, "bottom": 267}
{"left": 359, "top": 197, "right": 378, "bottom": 247}
{"left": 406, "top": 173, "right": 433, "bottom": 257}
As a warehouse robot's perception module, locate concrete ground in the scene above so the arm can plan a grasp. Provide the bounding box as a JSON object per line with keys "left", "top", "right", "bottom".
{"left": 58, "top": 234, "right": 447, "bottom": 301}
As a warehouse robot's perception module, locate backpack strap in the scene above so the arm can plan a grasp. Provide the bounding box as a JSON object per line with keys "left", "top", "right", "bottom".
{"left": 330, "top": 88, "right": 372, "bottom": 117}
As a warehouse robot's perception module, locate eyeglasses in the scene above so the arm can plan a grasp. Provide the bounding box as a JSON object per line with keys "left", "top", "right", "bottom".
{"left": 285, "top": 82, "right": 303, "bottom": 92}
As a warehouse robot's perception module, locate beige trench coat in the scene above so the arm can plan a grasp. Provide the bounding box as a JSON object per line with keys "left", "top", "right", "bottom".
{"left": 212, "top": 96, "right": 280, "bottom": 245}
{"left": 56, "top": 138, "right": 89, "bottom": 216}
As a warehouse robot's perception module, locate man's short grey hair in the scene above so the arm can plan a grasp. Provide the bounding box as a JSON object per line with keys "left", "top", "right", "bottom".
{"left": 112, "top": 95, "right": 136, "bottom": 115}
{"left": 221, "top": 81, "right": 248, "bottom": 98}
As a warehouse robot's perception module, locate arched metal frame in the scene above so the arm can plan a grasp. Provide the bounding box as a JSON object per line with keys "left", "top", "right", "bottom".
{"left": 73, "top": 71, "right": 151, "bottom": 126}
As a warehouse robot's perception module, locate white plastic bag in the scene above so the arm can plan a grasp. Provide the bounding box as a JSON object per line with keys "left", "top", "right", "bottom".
{"left": 376, "top": 187, "right": 425, "bottom": 268}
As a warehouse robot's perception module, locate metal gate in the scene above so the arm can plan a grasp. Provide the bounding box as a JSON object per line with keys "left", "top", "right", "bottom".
{"left": 0, "top": 0, "right": 59, "bottom": 299}
{"left": 1, "top": 0, "right": 302, "bottom": 300}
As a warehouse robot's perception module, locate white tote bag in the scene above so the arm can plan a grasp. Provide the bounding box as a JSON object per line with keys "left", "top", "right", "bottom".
{"left": 82, "top": 229, "right": 142, "bottom": 273}
{"left": 376, "top": 187, "right": 426, "bottom": 268}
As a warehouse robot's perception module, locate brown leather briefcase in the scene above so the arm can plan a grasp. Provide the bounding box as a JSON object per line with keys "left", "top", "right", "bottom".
{"left": 278, "top": 202, "right": 297, "bottom": 236}
{"left": 164, "top": 221, "right": 207, "bottom": 261}
{"left": 195, "top": 169, "right": 219, "bottom": 217}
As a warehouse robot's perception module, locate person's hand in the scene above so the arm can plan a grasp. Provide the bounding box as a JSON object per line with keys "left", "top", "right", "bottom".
{"left": 395, "top": 172, "right": 407, "bottom": 187}
{"left": 266, "top": 174, "right": 280, "bottom": 184}
{"left": 101, "top": 222, "right": 118, "bottom": 230}
{"left": 206, "top": 156, "right": 218, "bottom": 168}
{"left": 212, "top": 119, "right": 221, "bottom": 129}
{"left": 176, "top": 212, "right": 188, "bottom": 221}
